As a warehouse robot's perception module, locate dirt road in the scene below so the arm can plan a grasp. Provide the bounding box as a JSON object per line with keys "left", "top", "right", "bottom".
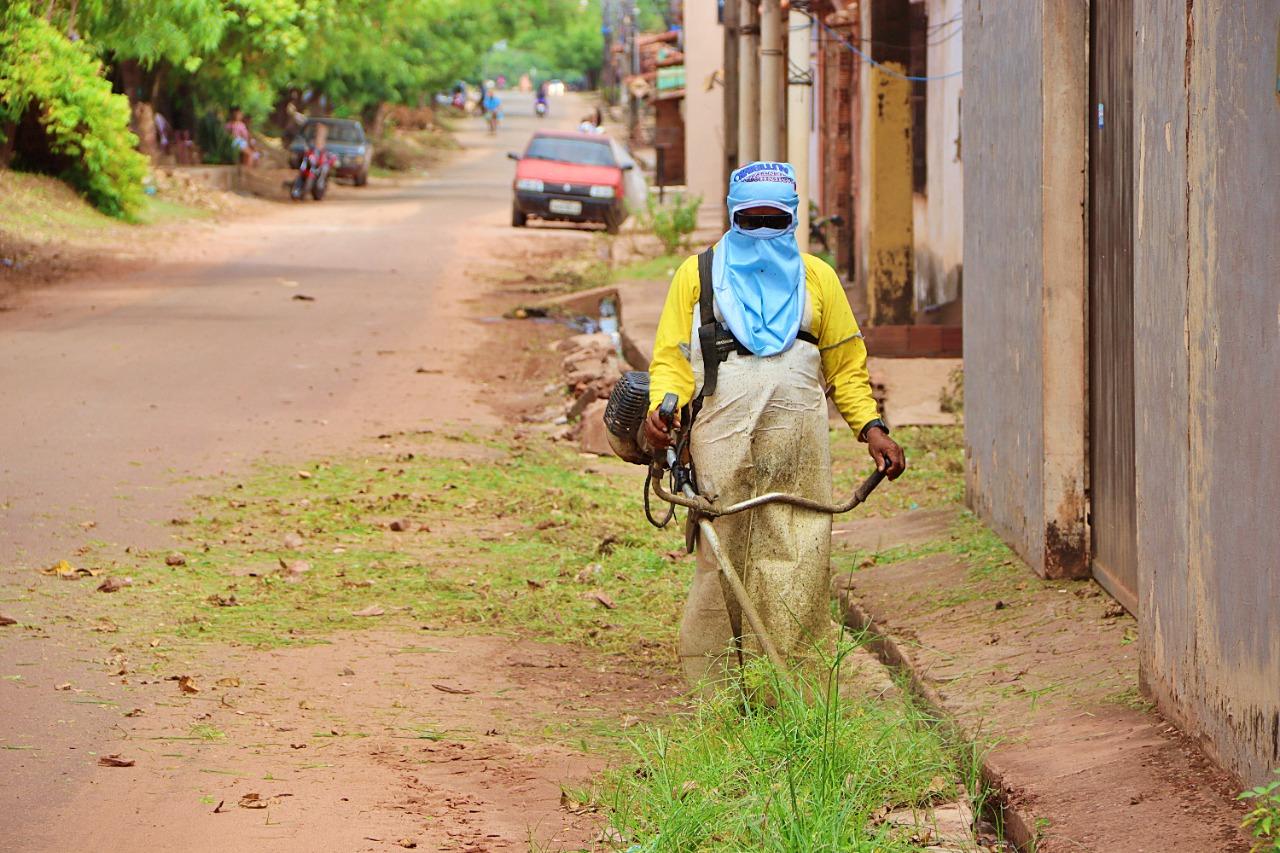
{"left": 1, "top": 93, "right": 673, "bottom": 851}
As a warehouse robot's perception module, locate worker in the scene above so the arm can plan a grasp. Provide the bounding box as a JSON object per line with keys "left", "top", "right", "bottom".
{"left": 643, "top": 161, "right": 906, "bottom": 690}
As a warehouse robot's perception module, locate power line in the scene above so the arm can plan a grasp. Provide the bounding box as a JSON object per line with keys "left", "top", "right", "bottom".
{"left": 807, "top": 13, "right": 963, "bottom": 82}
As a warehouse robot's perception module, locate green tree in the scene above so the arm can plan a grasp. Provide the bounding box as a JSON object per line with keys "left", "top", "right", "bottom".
{"left": 0, "top": 1, "right": 148, "bottom": 217}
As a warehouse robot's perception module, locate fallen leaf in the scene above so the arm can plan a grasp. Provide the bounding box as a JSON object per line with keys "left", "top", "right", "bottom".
{"left": 0, "top": 615, "right": 16, "bottom": 627}
{"left": 431, "top": 683, "right": 475, "bottom": 695}
{"left": 397, "top": 840, "right": 418, "bottom": 849}
{"left": 98, "top": 754, "right": 135, "bottom": 767}
{"left": 177, "top": 675, "right": 200, "bottom": 694}
{"left": 55, "top": 682, "right": 72, "bottom": 691}
{"left": 207, "top": 594, "right": 239, "bottom": 607}
{"left": 124, "top": 708, "right": 145, "bottom": 718}
{"left": 278, "top": 559, "right": 310, "bottom": 581}
{"left": 41, "top": 560, "right": 100, "bottom": 579}
{"left": 212, "top": 800, "right": 226, "bottom": 813}
{"left": 216, "top": 677, "right": 241, "bottom": 688}
{"left": 79, "top": 520, "right": 97, "bottom": 530}
{"left": 291, "top": 294, "right": 316, "bottom": 302}
{"left": 675, "top": 780, "right": 699, "bottom": 798}
{"left": 597, "top": 535, "right": 619, "bottom": 555}
{"left": 388, "top": 519, "right": 410, "bottom": 532}
{"left": 574, "top": 563, "right": 603, "bottom": 584}
{"left": 525, "top": 578, "right": 545, "bottom": 589}
{"left": 238, "top": 792, "right": 268, "bottom": 809}
{"left": 296, "top": 470, "right": 312, "bottom": 480}
{"left": 338, "top": 667, "right": 355, "bottom": 677}
{"left": 96, "top": 576, "right": 131, "bottom": 593}
{"left": 165, "top": 553, "right": 187, "bottom": 567}
{"left": 351, "top": 605, "right": 384, "bottom": 618}
{"left": 582, "top": 590, "right": 616, "bottom": 610}
{"left": 290, "top": 742, "right": 307, "bottom": 749}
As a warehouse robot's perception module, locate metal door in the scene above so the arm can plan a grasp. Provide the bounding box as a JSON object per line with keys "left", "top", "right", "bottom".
{"left": 1088, "top": 0, "right": 1137, "bottom": 613}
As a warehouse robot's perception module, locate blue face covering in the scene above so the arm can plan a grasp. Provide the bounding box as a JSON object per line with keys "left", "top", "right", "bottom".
{"left": 711, "top": 162, "right": 805, "bottom": 357}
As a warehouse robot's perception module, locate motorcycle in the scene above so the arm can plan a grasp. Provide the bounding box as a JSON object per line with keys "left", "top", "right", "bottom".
{"left": 534, "top": 97, "right": 548, "bottom": 118}
{"left": 291, "top": 146, "right": 337, "bottom": 201}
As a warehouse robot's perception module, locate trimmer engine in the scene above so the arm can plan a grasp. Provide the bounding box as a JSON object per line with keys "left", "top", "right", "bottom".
{"left": 603, "top": 371, "right": 652, "bottom": 464}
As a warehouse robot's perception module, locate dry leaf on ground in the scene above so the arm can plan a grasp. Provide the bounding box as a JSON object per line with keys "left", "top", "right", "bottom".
{"left": 278, "top": 558, "right": 310, "bottom": 581}
{"left": 164, "top": 553, "right": 186, "bottom": 567}
{"left": 431, "top": 683, "right": 475, "bottom": 695}
{"left": 0, "top": 615, "right": 16, "bottom": 626}
{"left": 177, "top": 675, "right": 200, "bottom": 694}
{"left": 582, "top": 590, "right": 616, "bottom": 610}
{"left": 388, "top": 519, "right": 410, "bottom": 532}
{"left": 216, "top": 677, "right": 241, "bottom": 688}
{"left": 96, "top": 577, "right": 131, "bottom": 593}
{"left": 41, "top": 560, "right": 100, "bottom": 579}
{"left": 352, "top": 605, "right": 385, "bottom": 617}
{"left": 238, "top": 793, "right": 269, "bottom": 809}
{"left": 98, "top": 754, "right": 135, "bottom": 767}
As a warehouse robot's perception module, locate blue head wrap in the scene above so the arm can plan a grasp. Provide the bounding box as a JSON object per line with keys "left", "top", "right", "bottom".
{"left": 711, "top": 161, "right": 805, "bottom": 357}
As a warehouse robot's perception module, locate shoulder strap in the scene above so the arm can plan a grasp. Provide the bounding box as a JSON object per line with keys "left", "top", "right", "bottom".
{"left": 696, "top": 247, "right": 715, "bottom": 326}
{"left": 695, "top": 248, "right": 720, "bottom": 399}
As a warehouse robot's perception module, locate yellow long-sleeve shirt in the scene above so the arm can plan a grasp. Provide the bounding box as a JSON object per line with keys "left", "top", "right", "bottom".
{"left": 647, "top": 251, "right": 881, "bottom": 437}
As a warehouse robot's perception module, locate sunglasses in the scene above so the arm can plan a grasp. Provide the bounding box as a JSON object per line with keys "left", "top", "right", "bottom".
{"left": 734, "top": 210, "right": 794, "bottom": 232}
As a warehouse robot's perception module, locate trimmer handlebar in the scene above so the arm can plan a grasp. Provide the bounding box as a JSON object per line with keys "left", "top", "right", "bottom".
{"left": 651, "top": 465, "right": 886, "bottom": 519}
{"left": 657, "top": 392, "right": 679, "bottom": 427}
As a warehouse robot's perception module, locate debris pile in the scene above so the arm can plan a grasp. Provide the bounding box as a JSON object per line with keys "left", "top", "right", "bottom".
{"left": 555, "top": 332, "right": 626, "bottom": 456}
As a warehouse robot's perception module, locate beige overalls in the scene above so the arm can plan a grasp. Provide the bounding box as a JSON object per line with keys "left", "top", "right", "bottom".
{"left": 677, "top": 288, "right": 834, "bottom": 690}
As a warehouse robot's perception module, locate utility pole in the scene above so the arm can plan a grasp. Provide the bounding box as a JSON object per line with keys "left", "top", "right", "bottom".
{"left": 759, "top": 0, "right": 782, "bottom": 161}
{"left": 787, "top": 7, "right": 812, "bottom": 251}
{"left": 722, "top": 0, "right": 740, "bottom": 219}
{"left": 738, "top": 0, "right": 760, "bottom": 164}
{"left": 626, "top": 2, "right": 639, "bottom": 143}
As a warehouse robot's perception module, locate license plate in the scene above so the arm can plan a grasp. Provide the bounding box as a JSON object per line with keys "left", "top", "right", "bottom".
{"left": 548, "top": 199, "right": 582, "bottom": 215}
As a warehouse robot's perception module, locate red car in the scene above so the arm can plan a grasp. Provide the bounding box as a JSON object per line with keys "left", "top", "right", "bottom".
{"left": 508, "top": 131, "right": 634, "bottom": 233}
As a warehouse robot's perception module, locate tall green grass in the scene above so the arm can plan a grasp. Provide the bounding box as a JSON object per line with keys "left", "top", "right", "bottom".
{"left": 594, "top": 642, "right": 985, "bottom": 852}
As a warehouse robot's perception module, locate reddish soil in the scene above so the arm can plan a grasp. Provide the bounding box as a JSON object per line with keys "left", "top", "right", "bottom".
{"left": 831, "top": 511, "right": 1251, "bottom": 852}
{"left": 0, "top": 94, "right": 683, "bottom": 851}
{"left": 2, "top": 628, "right": 673, "bottom": 852}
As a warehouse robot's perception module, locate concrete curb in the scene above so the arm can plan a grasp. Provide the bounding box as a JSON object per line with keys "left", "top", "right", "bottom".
{"left": 837, "top": 592, "right": 1039, "bottom": 852}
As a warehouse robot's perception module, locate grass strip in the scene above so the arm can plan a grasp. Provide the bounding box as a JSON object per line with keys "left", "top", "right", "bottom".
{"left": 591, "top": 644, "right": 986, "bottom": 852}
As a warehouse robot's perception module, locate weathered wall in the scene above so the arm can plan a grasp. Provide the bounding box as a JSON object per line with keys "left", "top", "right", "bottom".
{"left": 916, "top": 0, "right": 964, "bottom": 312}
{"left": 961, "top": 1, "right": 1046, "bottom": 570}
{"left": 962, "top": 0, "right": 1088, "bottom": 578}
{"left": 1136, "top": 0, "right": 1280, "bottom": 785}
{"left": 683, "top": 2, "right": 725, "bottom": 217}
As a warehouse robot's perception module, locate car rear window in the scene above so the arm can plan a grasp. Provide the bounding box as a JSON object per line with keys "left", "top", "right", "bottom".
{"left": 524, "top": 136, "right": 616, "bottom": 167}
{"left": 304, "top": 121, "right": 365, "bottom": 144}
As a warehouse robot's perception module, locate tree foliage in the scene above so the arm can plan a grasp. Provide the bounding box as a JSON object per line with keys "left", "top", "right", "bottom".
{"left": 0, "top": 0, "right": 614, "bottom": 215}
{"left": 0, "top": 1, "right": 148, "bottom": 217}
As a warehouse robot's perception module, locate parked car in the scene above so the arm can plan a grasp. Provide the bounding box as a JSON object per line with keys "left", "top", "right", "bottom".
{"left": 508, "top": 131, "right": 634, "bottom": 233}
{"left": 289, "top": 118, "right": 371, "bottom": 186}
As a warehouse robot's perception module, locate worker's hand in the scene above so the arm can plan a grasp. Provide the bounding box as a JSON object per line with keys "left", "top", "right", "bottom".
{"left": 867, "top": 427, "right": 906, "bottom": 480}
{"left": 642, "top": 408, "right": 676, "bottom": 450}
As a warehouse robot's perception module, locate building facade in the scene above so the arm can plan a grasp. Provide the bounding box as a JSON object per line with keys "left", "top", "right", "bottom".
{"left": 962, "top": 0, "right": 1280, "bottom": 784}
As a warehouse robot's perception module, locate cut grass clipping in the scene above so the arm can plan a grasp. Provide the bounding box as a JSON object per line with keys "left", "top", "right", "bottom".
{"left": 67, "top": 425, "right": 967, "bottom": 668}
{"left": 593, "top": 643, "right": 987, "bottom": 852}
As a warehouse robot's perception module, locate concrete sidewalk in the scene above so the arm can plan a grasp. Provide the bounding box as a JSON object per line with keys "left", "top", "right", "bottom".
{"left": 831, "top": 511, "right": 1250, "bottom": 852}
